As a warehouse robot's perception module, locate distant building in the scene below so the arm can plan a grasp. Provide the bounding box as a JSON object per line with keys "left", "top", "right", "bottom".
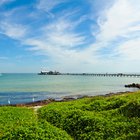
{"left": 38, "top": 70, "right": 61, "bottom": 75}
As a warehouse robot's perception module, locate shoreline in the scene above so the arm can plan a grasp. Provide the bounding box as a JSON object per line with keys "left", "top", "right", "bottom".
{"left": 1, "top": 90, "right": 138, "bottom": 107}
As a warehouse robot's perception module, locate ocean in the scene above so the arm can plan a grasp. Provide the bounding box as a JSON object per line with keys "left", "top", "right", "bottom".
{"left": 0, "top": 73, "right": 140, "bottom": 105}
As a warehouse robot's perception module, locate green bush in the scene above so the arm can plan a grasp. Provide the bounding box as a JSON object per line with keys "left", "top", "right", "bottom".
{"left": 38, "top": 91, "right": 140, "bottom": 140}
{"left": 0, "top": 91, "right": 140, "bottom": 139}
{"left": 119, "top": 100, "right": 140, "bottom": 117}
{"left": 0, "top": 107, "right": 72, "bottom": 140}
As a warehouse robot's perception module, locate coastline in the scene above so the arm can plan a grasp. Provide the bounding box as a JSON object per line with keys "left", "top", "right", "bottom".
{"left": 1, "top": 90, "right": 138, "bottom": 108}
{"left": 1, "top": 73, "right": 140, "bottom": 106}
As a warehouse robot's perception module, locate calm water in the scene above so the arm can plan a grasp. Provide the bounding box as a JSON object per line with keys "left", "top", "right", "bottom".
{"left": 0, "top": 73, "right": 140, "bottom": 105}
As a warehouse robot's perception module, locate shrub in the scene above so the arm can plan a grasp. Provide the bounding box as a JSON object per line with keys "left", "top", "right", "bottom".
{"left": 38, "top": 92, "right": 140, "bottom": 139}
{"left": 0, "top": 107, "right": 72, "bottom": 140}
{"left": 119, "top": 100, "right": 140, "bottom": 117}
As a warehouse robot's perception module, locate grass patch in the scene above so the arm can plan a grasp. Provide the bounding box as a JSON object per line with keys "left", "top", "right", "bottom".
{"left": 38, "top": 91, "right": 140, "bottom": 140}
{"left": 0, "top": 91, "right": 140, "bottom": 139}
{"left": 0, "top": 107, "right": 72, "bottom": 140}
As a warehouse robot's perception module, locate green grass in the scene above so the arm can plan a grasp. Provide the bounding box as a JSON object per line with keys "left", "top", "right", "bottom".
{"left": 0, "top": 107, "right": 72, "bottom": 140}
{"left": 0, "top": 91, "right": 140, "bottom": 139}
{"left": 38, "top": 91, "right": 140, "bottom": 140}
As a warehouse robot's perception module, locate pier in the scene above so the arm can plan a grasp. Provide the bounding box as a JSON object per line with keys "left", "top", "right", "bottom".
{"left": 61, "top": 73, "right": 140, "bottom": 77}
{"left": 38, "top": 71, "right": 140, "bottom": 77}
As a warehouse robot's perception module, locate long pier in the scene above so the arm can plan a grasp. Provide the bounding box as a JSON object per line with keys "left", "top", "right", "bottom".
{"left": 61, "top": 73, "right": 140, "bottom": 77}
{"left": 38, "top": 71, "right": 140, "bottom": 77}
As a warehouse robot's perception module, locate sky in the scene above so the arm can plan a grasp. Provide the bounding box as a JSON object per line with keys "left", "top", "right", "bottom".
{"left": 0, "top": 0, "right": 140, "bottom": 73}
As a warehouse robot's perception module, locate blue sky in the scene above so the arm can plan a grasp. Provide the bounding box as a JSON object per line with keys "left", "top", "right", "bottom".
{"left": 0, "top": 0, "right": 140, "bottom": 73}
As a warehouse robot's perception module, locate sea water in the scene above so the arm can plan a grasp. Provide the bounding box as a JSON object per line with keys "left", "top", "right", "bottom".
{"left": 0, "top": 73, "right": 140, "bottom": 105}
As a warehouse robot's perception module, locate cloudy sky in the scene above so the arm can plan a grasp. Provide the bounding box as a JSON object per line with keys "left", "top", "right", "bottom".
{"left": 0, "top": 0, "right": 140, "bottom": 73}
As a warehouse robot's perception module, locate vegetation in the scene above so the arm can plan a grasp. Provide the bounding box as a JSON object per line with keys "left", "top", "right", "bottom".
{"left": 0, "top": 91, "right": 140, "bottom": 139}
{"left": 0, "top": 107, "right": 72, "bottom": 140}
{"left": 38, "top": 91, "right": 140, "bottom": 140}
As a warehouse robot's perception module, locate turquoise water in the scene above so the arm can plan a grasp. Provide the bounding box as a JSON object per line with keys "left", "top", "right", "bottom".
{"left": 0, "top": 73, "right": 140, "bottom": 105}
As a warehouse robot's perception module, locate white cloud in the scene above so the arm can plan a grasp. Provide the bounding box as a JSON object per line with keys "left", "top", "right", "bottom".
{"left": 97, "top": 0, "right": 140, "bottom": 42}
{"left": 1, "top": 0, "right": 140, "bottom": 72}
{"left": 22, "top": 11, "right": 87, "bottom": 56}
{"left": 116, "top": 38, "right": 140, "bottom": 60}
{"left": 42, "top": 19, "right": 86, "bottom": 48}
{"left": 36, "top": 0, "right": 65, "bottom": 17}
{"left": 89, "top": 0, "right": 140, "bottom": 61}
{"left": 0, "top": 22, "right": 27, "bottom": 39}
{"left": 0, "top": 0, "right": 93, "bottom": 72}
